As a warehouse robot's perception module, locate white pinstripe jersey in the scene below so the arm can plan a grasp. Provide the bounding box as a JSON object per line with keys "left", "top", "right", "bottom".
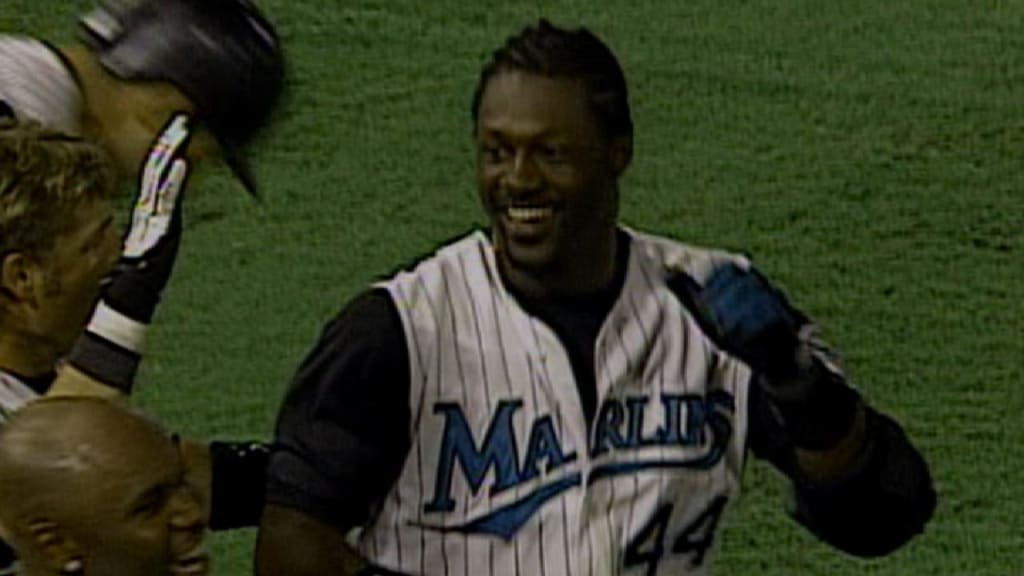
{"left": 0, "top": 36, "right": 83, "bottom": 134}
{"left": 364, "top": 229, "right": 753, "bottom": 576}
{"left": 0, "top": 369, "right": 41, "bottom": 576}
{"left": 0, "top": 369, "right": 39, "bottom": 425}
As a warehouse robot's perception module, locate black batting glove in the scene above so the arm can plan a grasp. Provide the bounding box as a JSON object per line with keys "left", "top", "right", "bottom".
{"left": 682, "top": 263, "right": 861, "bottom": 450}
{"left": 692, "top": 264, "right": 809, "bottom": 380}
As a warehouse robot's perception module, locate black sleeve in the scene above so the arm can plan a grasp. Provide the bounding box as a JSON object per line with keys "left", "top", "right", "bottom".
{"left": 265, "top": 288, "right": 412, "bottom": 532}
{"left": 748, "top": 383, "right": 937, "bottom": 557}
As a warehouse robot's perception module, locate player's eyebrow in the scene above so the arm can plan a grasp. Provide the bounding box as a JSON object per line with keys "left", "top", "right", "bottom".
{"left": 479, "top": 123, "right": 560, "bottom": 142}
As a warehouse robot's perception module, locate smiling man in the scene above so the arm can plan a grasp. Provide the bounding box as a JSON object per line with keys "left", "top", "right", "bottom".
{"left": 0, "top": 397, "right": 208, "bottom": 576}
{"left": 256, "top": 20, "right": 936, "bottom": 576}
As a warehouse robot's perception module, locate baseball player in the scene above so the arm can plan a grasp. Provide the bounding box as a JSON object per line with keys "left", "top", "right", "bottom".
{"left": 0, "top": 397, "right": 209, "bottom": 576}
{"left": 0, "top": 0, "right": 284, "bottom": 195}
{"left": 256, "top": 20, "right": 936, "bottom": 576}
{"left": 0, "top": 117, "right": 267, "bottom": 574}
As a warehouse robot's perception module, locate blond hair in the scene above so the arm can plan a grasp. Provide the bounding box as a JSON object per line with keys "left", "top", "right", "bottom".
{"left": 0, "top": 118, "right": 117, "bottom": 258}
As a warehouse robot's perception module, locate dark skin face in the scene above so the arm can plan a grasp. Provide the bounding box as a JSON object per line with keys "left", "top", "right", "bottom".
{"left": 476, "top": 70, "right": 632, "bottom": 298}
{"left": 71, "top": 429, "right": 208, "bottom": 576}
{"left": 0, "top": 400, "right": 208, "bottom": 576}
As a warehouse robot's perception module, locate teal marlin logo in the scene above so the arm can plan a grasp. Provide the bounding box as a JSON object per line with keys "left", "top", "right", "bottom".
{"left": 420, "top": 391, "right": 734, "bottom": 540}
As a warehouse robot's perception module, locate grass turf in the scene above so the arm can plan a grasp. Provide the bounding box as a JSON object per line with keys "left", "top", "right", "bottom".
{"left": 2, "top": 1, "right": 1021, "bottom": 574}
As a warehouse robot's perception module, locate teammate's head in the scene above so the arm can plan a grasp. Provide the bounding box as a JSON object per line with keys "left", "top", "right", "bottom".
{"left": 72, "top": 0, "right": 285, "bottom": 195}
{"left": 472, "top": 20, "right": 633, "bottom": 296}
{"left": 58, "top": 52, "right": 216, "bottom": 192}
{"left": 0, "top": 397, "right": 207, "bottom": 576}
{"left": 0, "top": 120, "right": 121, "bottom": 368}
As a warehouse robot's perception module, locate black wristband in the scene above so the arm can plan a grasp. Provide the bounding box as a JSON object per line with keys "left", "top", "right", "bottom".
{"left": 760, "top": 370, "right": 862, "bottom": 451}
{"left": 65, "top": 331, "right": 140, "bottom": 394}
{"left": 208, "top": 441, "right": 271, "bottom": 530}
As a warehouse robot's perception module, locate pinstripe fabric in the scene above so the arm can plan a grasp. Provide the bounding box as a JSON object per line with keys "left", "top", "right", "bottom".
{"left": 0, "top": 369, "right": 43, "bottom": 575}
{"left": 0, "top": 370, "right": 39, "bottom": 425}
{"left": 0, "top": 36, "right": 83, "bottom": 135}
{"left": 364, "top": 228, "right": 752, "bottom": 576}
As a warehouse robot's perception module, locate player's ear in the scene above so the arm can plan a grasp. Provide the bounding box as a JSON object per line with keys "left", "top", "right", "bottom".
{"left": 27, "top": 519, "right": 83, "bottom": 574}
{"left": 609, "top": 135, "right": 632, "bottom": 177}
{"left": 0, "top": 252, "right": 41, "bottom": 307}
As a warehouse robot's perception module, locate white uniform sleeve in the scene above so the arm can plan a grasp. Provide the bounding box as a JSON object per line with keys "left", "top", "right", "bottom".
{"left": 0, "top": 36, "right": 83, "bottom": 135}
{"left": 0, "top": 371, "right": 40, "bottom": 425}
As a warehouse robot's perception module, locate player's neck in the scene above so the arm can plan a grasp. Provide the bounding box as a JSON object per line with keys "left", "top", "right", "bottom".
{"left": 500, "top": 229, "right": 621, "bottom": 300}
{"left": 0, "top": 330, "right": 60, "bottom": 380}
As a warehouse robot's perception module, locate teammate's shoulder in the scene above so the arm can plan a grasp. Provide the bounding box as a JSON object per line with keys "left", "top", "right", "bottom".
{"left": 0, "top": 34, "right": 47, "bottom": 54}
{"left": 376, "top": 228, "right": 488, "bottom": 283}
{"left": 0, "top": 369, "right": 46, "bottom": 425}
{"left": 0, "top": 35, "right": 65, "bottom": 77}
{"left": 625, "top": 227, "right": 751, "bottom": 284}
{"left": 0, "top": 36, "right": 82, "bottom": 135}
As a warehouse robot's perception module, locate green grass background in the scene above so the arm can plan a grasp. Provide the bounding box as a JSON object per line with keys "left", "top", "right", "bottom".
{"left": 3, "top": 1, "right": 1023, "bottom": 574}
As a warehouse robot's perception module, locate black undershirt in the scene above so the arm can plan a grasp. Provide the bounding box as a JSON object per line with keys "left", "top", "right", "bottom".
{"left": 504, "top": 230, "right": 631, "bottom": 427}
{"left": 10, "top": 370, "right": 58, "bottom": 396}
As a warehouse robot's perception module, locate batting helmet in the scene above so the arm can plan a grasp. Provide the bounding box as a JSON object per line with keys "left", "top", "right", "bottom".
{"left": 78, "top": 0, "right": 285, "bottom": 196}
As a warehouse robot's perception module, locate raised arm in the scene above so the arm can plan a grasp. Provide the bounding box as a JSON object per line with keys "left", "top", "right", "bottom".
{"left": 48, "top": 113, "right": 192, "bottom": 399}
{"left": 676, "top": 263, "right": 936, "bottom": 556}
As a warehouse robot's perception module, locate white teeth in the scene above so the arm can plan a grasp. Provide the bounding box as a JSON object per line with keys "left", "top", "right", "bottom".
{"left": 171, "top": 551, "right": 209, "bottom": 575}
{"left": 506, "top": 206, "right": 553, "bottom": 222}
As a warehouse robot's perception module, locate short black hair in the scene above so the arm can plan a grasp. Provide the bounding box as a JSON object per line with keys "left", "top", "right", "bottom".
{"left": 471, "top": 19, "right": 633, "bottom": 140}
